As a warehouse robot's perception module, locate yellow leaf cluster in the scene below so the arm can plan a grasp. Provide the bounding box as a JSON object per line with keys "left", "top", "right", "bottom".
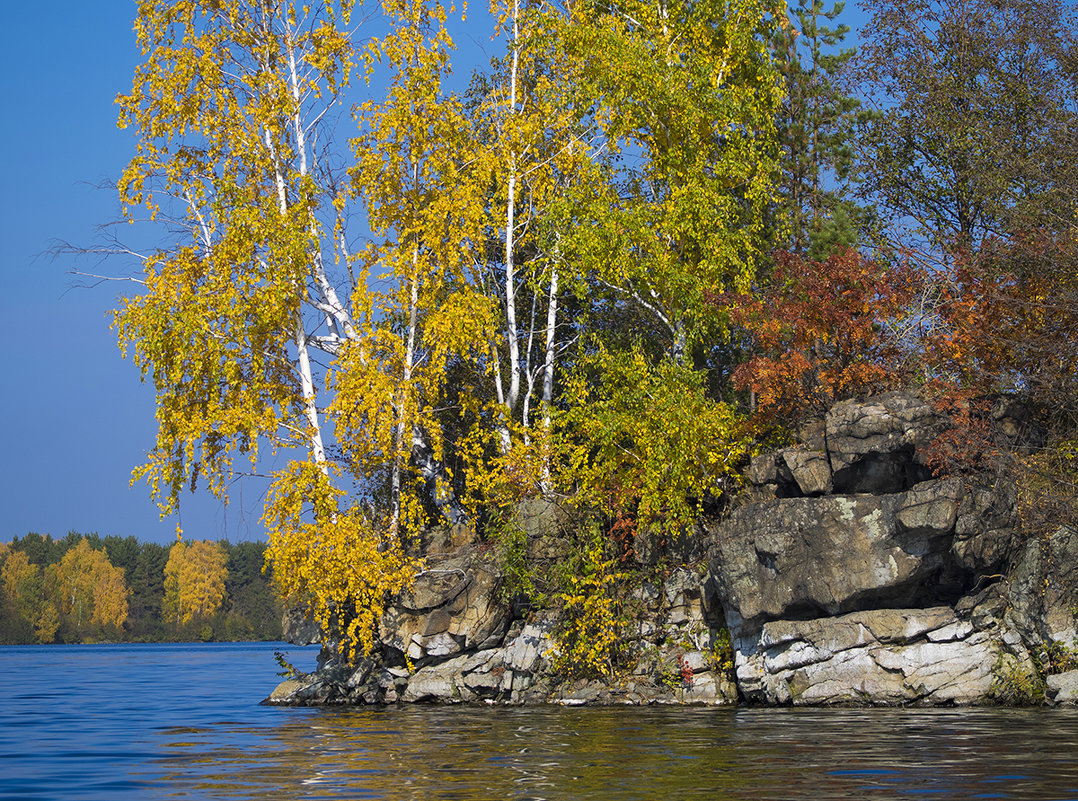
{"left": 114, "top": 0, "right": 357, "bottom": 517}
{"left": 264, "top": 460, "right": 419, "bottom": 661}
{"left": 560, "top": 344, "right": 753, "bottom": 533}
{"left": 549, "top": 528, "right": 628, "bottom": 678}
{"left": 1, "top": 547, "right": 60, "bottom": 643}
{"left": 555, "top": 0, "right": 784, "bottom": 351}
{"left": 50, "top": 538, "right": 129, "bottom": 633}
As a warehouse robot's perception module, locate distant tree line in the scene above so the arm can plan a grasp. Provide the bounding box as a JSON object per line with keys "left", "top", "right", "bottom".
{"left": 0, "top": 533, "right": 283, "bottom": 644}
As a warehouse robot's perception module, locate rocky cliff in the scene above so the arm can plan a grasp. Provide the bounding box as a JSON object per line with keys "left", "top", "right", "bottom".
{"left": 269, "top": 392, "right": 1078, "bottom": 707}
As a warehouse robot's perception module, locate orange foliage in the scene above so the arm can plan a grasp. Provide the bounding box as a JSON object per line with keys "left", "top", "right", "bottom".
{"left": 917, "top": 231, "right": 1078, "bottom": 523}
{"left": 918, "top": 385, "right": 997, "bottom": 477}
{"left": 722, "top": 249, "right": 917, "bottom": 418}
{"left": 926, "top": 232, "right": 1078, "bottom": 419}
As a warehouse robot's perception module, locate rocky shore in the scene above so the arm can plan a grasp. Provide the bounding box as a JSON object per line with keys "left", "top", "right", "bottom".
{"left": 268, "top": 392, "right": 1078, "bottom": 707}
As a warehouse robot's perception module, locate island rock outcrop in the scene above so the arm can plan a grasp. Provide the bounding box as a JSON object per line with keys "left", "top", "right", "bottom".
{"left": 270, "top": 392, "right": 1077, "bottom": 707}
{"left": 271, "top": 548, "right": 737, "bottom": 706}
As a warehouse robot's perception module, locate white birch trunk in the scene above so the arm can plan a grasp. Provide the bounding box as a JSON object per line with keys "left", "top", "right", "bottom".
{"left": 286, "top": 27, "right": 357, "bottom": 344}
{"left": 540, "top": 264, "right": 559, "bottom": 491}
{"left": 502, "top": 0, "right": 523, "bottom": 419}
{"left": 262, "top": 17, "right": 328, "bottom": 477}
{"left": 541, "top": 264, "right": 559, "bottom": 418}
{"left": 391, "top": 247, "right": 420, "bottom": 536}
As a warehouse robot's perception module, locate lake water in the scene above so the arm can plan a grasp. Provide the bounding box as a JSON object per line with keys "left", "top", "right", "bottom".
{"left": 2, "top": 643, "right": 1077, "bottom": 800}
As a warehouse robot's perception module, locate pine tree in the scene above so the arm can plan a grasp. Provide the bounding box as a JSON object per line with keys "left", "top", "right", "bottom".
{"left": 772, "top": 0, "right": 868, "bottom": 258}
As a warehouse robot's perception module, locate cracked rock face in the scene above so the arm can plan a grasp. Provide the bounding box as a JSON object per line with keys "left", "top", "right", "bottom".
{"left": 270, "top": 540, "right": 740, "bottom": 707}
{"left": 1005, "top": 525, "right": 1078, "bottom": 650}
{"left": 708, "top": 392, "right": 1033, "bottom": 705}
{"left": 708, "top": 479, "right": 972, "bottom": 636}
{"left": 825, "top": 392, "right": 944, "bottom": 494}
{"left": 747, "top": 393, "right": 946, "bottom": 500}
{"left": 282, "top": 606, "right": 322, "bottom": 645}
{"left": 402, "top": 615, "right": 558, "bottom": 702}
{"left": 735, "top": 607, "right": 1001, "bottom": 705}
{"left": 379, "top": 548, "right": 509, "bottom": 665}
{"left": 271, "top": 393, "right": 1071, "bottom": 707}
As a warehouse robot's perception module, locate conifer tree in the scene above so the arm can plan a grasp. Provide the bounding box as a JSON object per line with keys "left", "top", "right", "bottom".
{"left": 772, "top": 0, "right": 867, "bottom": 257}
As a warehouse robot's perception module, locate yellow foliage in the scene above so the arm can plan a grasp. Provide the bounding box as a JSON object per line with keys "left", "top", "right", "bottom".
{"left": 114, "top": 0, "right": 357, "bottom": 517}
{"left": 560, "top": 344, "right": 754, "bottom": 534}
{"left": 264, "top": 460, "right": 419, "bottom": 661}
{"left": 339, "top": 0, "right": 493, "bottom": 540}
{"left": 555, "top": 0, "right": 784, "bottom": 355}
{"left": 51, "top": 538, "right": 129, "bottom": 633}
{"left": 1, "top": 548, "right": 63, "bottom": 643}
{"left": 163, "top": 539, "right": 229, "bottom": 625}
{"left": 33, "top": 603, "right": 61, "bottom": 645}
{"left": 110, "top": 0, "right": 788, "bottom": 667}
{"left": 460, "top": 412, "right": 558, "bottom": 517}
{"left": 2, "top": 549, "right": 37, "bottom": 624}
{"left": 550, "top": 528, "right": 628, "bottom": 678}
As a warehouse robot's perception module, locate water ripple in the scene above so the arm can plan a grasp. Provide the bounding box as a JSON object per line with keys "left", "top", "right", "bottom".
{"left": 3, "top": 645, "right": 1078, "bottom": 799}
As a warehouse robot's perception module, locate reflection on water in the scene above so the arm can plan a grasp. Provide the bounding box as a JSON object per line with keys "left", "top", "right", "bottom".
{"left": 2, "top": 644, "right": 1078, "bottom": 800}
{"left": 152, "top": 705, "right": 1078, "bottom": 800}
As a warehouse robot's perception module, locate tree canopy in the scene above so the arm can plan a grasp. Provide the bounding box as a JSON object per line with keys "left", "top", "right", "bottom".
{"left": 0, "top": 534, "right": 283, "bottom": 644}
{"left": 107, "top": 0, "right": 1078, "bottom": 663}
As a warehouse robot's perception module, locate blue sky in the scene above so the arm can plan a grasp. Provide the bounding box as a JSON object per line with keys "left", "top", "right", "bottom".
{"left": 0, "top": 2, "right": 507, "bottom": 546}
{"left": 2, "top": 4, "right": 278, "bottom": 544}
{"left": 0, "top": 2, "right": 867, "bottom": 546}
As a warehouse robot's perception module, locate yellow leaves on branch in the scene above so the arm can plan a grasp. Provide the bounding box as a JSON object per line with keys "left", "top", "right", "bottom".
{"left": 1, "top": 547, "right": 60, "bottom": 644}
{"left": 264, "top": 460, "right": 419, "bottom": 661}
{"left": 1, "top": 538, "right": 128, "bottom": 642}
{"left": 560, "top": 0, "right": 784, "bottom": 350}
{"left": 114, "top": 0, "right": 357, "bottom": 517}
{"left": 163, "top": 539, "right": 229, "bottom": 625}
{"left": 550, "top": 527, "right": 627, "bottom": 679}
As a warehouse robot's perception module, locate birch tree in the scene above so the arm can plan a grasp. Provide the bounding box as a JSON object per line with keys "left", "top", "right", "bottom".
{"left": 457, "top": 0, "right": 603, "bottom": 503}
{"left": 0, "top": 547, "right": 60, "bottom": 644}
{"left": 48, "top": 538, "right": 129, "bottom": 637}
{"left": 163, "top": 539, "right": 229, "bottom": 625}
{"left": 561, "top": 0, "right": 785, "bottom": 359}
{"left": 337, "top": 0, "right": 491, "bottom": 535}
{"left": 115, "top": 0, "right": 416, "bottom": 656}
{"left": 116, "top": 0, "right": 357, "bottom": 512}
{"left": 537, "top": 0, "right": 787, "bottom": 531}
{"left": 113, "top": 0, "right": 791, "bottom": 658}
